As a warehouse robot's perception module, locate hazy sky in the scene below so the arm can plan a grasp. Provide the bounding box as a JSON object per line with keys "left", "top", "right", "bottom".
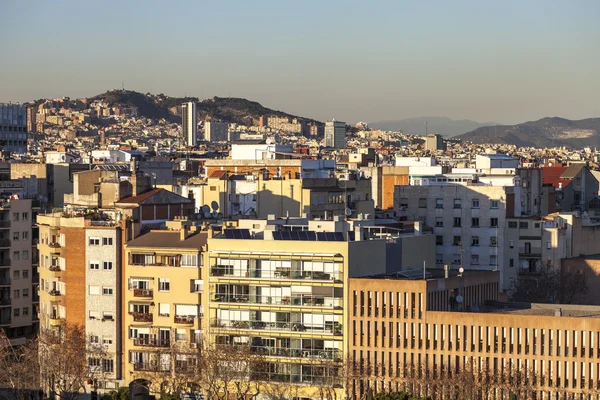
{"left": 1, "top": 0, "right": 599, "bottom": 124}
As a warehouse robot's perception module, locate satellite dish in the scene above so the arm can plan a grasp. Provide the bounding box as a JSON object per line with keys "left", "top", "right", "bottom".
{"left": 345, "top": 208, "right": 352, "bottom": 216}
{"left": 458, "top": 267, "right": 464, "bottom": 274}
{"left": 211, "top": 201, "right": 219, "bottom": 212}
{"left": 456, "top": 295, "right": 464, "bottom": 304}
{"left": 201, "top": 205, "right": 210, "bottom": 214}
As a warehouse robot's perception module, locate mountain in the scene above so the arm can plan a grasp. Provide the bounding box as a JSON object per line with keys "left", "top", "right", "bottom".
{"left": 456, "top": 117, "right": 600, "bottom": 148}
{"left": 88, "top": 90, "right": 321, "bottom": 126}
{"left": 369, "top": 117, "right": 496, "bottom": 137}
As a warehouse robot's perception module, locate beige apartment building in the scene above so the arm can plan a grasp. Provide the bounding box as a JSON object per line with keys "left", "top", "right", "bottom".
{"left": 123, "top": 220, "right": 205, "bottom": 384}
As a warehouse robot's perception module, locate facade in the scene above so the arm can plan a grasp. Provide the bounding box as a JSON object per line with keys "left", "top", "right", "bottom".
{"left": 349, "top": 273, "right": 600, "bottom": 399}
{"left": 123, "top": 221, "right": 205, "bottom": 382}
{"left": 204, "top": 121, "right": 229, "bottom": 142}
{"left": 325, "top": 120, "right": 346, "bottom": 149}
{"left": 425, "top": 134, "right": 445, "bottom": 152}
{"left": 181, "top": 102, "right": 197, "bottom": 147}
{"left": 0, "top": 103, "right": 28, "bottom": 154}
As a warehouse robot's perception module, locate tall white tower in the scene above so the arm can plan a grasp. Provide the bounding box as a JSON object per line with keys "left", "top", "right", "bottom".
{"left": 181, "top": 101, "right": 197, "bottom": 147}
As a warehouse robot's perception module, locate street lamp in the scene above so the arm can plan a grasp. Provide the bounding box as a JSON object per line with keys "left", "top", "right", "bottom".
{"left": 457, "top": 267, "right": 464, "bottom": 311}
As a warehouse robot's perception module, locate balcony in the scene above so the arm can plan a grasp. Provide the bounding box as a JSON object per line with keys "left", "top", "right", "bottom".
{"left": 250, "top": 346, "right": 342, "bottom": 361}
{"left": 133, "top": 289, "right": 153, "bottom": 298}
{"left": 133, "top": 338, "right": 170, "bottom": 348}
{"left": 133, "top": 362, "right": 171, "bottom": 372}
{"left": 0, "top": 239, "right": 10, "bottom": 248}
{"left": 210, "top": 266, "right": 342, "bottom": 283}
{"left": 0, "top": 277, "right": 9, "bottom": 286}
{"left": 131, "top": 312, "right": 153, "bottom": 323}
{"left": 0, "top": 297, "right": 10, "bottom": 306}
{"left": 174, "top": 316, "right": 195, "bottom": 325}
{"left": 211, "top": 293, "right": 343, "bottom": 310}
{"left": 48, "top": 289, "right": 62, "bottom": 301}
{"left": 210, "top": 318, "right": 343, "bottom": 336}
{"left": 48, "top": 265, "right": 62, "bottom": 275}
{"left": 0, "top": 221, "right": 10, "bottom": 229}
{"left": 0, "top": 260, "right": 10, "bottom": 267}
{"left": 518, "top": 247, "right": 542, "bottom": 258}
{"left": 49, "top": 313, "right": 63, "bottom": 326}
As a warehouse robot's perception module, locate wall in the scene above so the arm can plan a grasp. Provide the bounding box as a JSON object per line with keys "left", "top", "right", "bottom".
{"left": 62, "top": 227, "right": 86, "bottom": 326}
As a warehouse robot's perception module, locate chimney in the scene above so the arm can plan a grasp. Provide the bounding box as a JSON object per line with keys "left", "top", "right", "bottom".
{"left": 555, "top": 308, "right": 563, "bottom": 317}
{"left": 180, "top": 221, "right": 190, "bottom": 241}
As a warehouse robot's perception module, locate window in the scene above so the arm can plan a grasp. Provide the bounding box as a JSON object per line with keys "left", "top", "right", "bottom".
{"left": 159, "top": 278, "right": 170, "bottom": 292}
{"left": 22, "top": 231, "right": 28, "bottom": 240}
{"left": 159, "top": 303, "right": 170, "bottom": 316}
{"left": 13, "top": 232, "right": 19, "bottom": 241}
{"left": 12, "top": 251, "right": 19, "bottom": 261}
{"left": 22, "top": 212, "right": 28, "bottom": 221}
{"left": 88, "top": 358, "right": 100, "bottom": 368}
{"left": 210, "top": 186, "right": 217, "bottom": 191}
{"left": 435, "top": 198, "right": 443, "bottom": 209}
{"left": 102, "top": 288, "right": 113, "bottom": 295}
{"left": 508, "top": 221, "right": 518, "bottom": 229}
{"left": 490, "top": 200, "right": 499, "bottom": 209}
{"left": 435, "top": 254, "right": 443, "bottom": 264}
{"left": 453, "top": 199, "right": 462, "bottom": 209}
{"left": 22, "top": 250, "right": 28, "bottom": 260}
{"left": 546, "top": 241, "right": 551, "bottom": 249}
{"left": 472, "top": 199, "right": 480, "bottom": 209}
{"left": 436, "top": 236, "right": 443, "bottom": 246}
{"left": 453, "top": 236, "right": 461, "bottom": 246}
{"left": 13, "top": 270, "right": 19, "bottom": 280}
{"left": 471, "top": 236, "right": 479, "bottom": 246}
{"left": 509, "top": 259, "right": 514, "bottom": 267}
{"left": 490, "top": 218, "right": 498, "bottom": 228}
{"left": 103, "top": 312, "right": 114, "bottom": 320}
{"left": 534, "top": 223, "right": 540, "bottom": 229}
{"left": 23, "top": 288, "right": 28, "bottom": 297}
{"left": 13, "top": 308, "right": 20, "bottom": 317}
{"left": 89, "top": 237, "right": 100, "bottom": 246}
{"left": 12, "top": 213, "right": 19, "bottom": 222}
{"left": 453, "top": 217, "right": 461, "bottom": 227}
{"left": 490, "top": 236, "right": 497, "bottom": 247}
{"left": 399, "top": 198, "right": 408, "bottom": 208}
{"left": 435, "top": 217, "right": 443, "bottom": 227}
{"left": 89, "top": 286, "right": 100, "bottom": 295}
{"left": 102, "top": 237, "right": 113, "bottom": 246}
{"left": 22, "top": 269, "right": 28, "bottom": 279}
{"left": 472, "top": 218, "right": 479, "bottom": 228}
{"left": 419, "top": 198, "right": 427, "bottom": 208}
{"left": 103, "top": 261, "right": 113, "bottom": 270}
{"left": 13, "top": 289, "right": 20, "bottom": 299}
{"left": 90, "top": 263, "right": 100, "bottom": 270}
{"left": 181, "top": 254, "right": 198, "bottom": 267}
{"left": 102, "top": 359, "right": 114, "bottom": 373}
{"left": 452, "top": 256, "right": 461, "bottom": 265}
{"left": 490, "top": 255, "right": 498, "bottom": 266}
{"left": 103, "top": 337, "right": 113, "bottom": 345}
{"left": 509, "top": 240, "right": 514, "bottom": 248}
{"left": 519, "top": 221, "right": 529, "bottom": 229}
{"left": 90, "top": 335, "right": 99, "bottom": 344}
{"left": 23, "top": 307, "right": 29, "bottom": 316}
{"left": 471, "top": 255, "right": 480, "bottom": 265}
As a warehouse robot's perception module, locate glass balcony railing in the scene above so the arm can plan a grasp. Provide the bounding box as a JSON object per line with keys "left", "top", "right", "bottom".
{"left": 250, "top": 345, "right": 342, "bottom": 361}
{"left": 210, "top": 318, "right": 342, "bottom": 335}
{"left": 210, "top": 266, "right": 342, "bottom": 282}
{"left": 211, "top": 293, "right": 343, "bottom": 309}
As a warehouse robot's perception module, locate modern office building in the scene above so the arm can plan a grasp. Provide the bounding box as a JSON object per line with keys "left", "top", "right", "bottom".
{"left": 0, "top": 103, "right": 28, "bottom": 154}
{"left": 181, "top": 102, "right": 197, "bottom": 147}
{"left": 425, "top": 133, "right": 445, "bottom": 152}
{"left": 123, "top": 219, "right": 205, "bottom": 382}
{"left": 348, "top": 271, "right": 600, "bottom": 399}
{"left": 204, "top": 121, "right": 229, "bottom": 142}
{"left": 325, "top": 120, "right": 346, "bottom": 149}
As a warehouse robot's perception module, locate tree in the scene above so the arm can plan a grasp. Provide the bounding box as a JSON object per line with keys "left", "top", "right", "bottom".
{"left": 0, "top": 331, "right": 41, "bottom": 400}
{"left": 509, "top": 261, "right": 587, "bottom": 304}
{"left": 39, "top": 323, "right": 110, "bottom": 400}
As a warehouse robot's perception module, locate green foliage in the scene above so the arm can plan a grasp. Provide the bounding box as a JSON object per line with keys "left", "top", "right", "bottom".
{"left": 102, "top": 386, "right": 129, "bottom": 400}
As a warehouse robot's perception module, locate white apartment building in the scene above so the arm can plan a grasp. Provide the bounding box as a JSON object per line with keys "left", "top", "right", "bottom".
{"left": 181, "top": 102, "right": 197, "bottom": 147}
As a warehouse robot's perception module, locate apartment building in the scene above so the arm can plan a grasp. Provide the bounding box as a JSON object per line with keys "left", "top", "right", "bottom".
{"left": 348, "top": 271, "right": 600, "bottom": 399}
{"left": 0, "top": 103, "right": 28, "bottom": 154}
{"left": 204, "top": 220, "right": 388, "bottom": 398}
{"left": 37, "top": 211, "right": 126, "bottom": 391}
{"left": 324, "top": 119, "right": 346, "bottom": 149}
{"left": 123, "top": 220, "right": 205, "bottom": 381}
{"left": 204, "top": 121, "right": 229, "bottom": 142}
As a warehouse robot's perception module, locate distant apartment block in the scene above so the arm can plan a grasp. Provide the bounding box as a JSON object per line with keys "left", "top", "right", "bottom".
{"left": 325, "top": 120, "right": 346, "bottom": 149}
{"left": 0, "top": 103, "right": 28, "bottom": 154}
{"left": 181, "top": 102, "right": 197, "bottom": 147}
{"left": 204, "top": 121, "right": 229, "bottom": 142}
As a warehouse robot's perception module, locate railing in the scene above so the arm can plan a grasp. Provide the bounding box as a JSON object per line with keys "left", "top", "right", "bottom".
{"left": 210, "top": 267, "right": 342, "bottom": 282}
{"left": 133, "top": 362, "right": 171, "bottom": 372}
{"left": 250, "top": 346, "right": 342, "bottom": 361}
{"left": 133, "top": 289, "right": 153, "bottom": 298}
{"left": 49, "top": 265, "right": 61, "bottom": 272}
{"left": 518, "top": 247, "right": 542, "bottom": 256}
{"left": 31, "top": 257, "right": 39, "bottom": 265}
{"left": 0, "top": 317, "right": 11, "bottom": 325}
{"left": 0, "top": 221, "right": 10, "bottom": 228}
{"left": 48, "top": 289, "right": 61, "bottom": 297}
{"left": 174, "top": 316, "right": 195, "bottom": 325}
{"left": 211, "top": 294, "right": 343, "bottom": 309}
{"left": 0, "top": 297, "right": 10, "bottom": 306}
{"left": 0, "top": 239, "right": 11, "bottom": 248}
{"left": 0, "top": 277, "right": 9, "bottom": 285}
{"left": 0, "top": 260, "right": 9, "bottom": 267}
{"left": 133, "top": 338, "right": 170, "bottom": 347}
{"left": 131, "top": 312, "right": 153, "bottom": 323}
{"left": 210, "top": 318, "right": 342, "bottom": 335}
{"left": 32, "top": 275, "right": 39, "bottom": 284}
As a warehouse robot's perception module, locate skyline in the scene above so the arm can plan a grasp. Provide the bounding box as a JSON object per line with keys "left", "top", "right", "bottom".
{"left": 1, "top": 0, "right": 599, "bottom": 125}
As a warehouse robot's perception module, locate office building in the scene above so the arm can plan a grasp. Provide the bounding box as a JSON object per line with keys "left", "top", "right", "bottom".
{"left": 325, "top": 120, "right": 346, "bottom": 149}
{"left": 349, "top": 271, "right": 600, "bottom": 399}
{"left": 425, "top": 133, "right": 445, "bottom": 152}
{"left": 0, "top": 103, "right": 28, "bottom": 154}
{"left": 204, "top": 121, "right": 229, "bottom": 142}
{"left": 181, "top": 102, "right": 197, "bottom": 147}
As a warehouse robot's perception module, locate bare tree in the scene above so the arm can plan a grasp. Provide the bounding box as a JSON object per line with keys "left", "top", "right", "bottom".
{"left": 39, "top": 323, "right": 109, "bottom": 400}
{"left": 0, "top": 331, "right": 41, "bottom": 400}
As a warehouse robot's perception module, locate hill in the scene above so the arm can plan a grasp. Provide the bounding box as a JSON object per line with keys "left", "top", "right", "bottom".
{"left": 369, "top": 116, "right": 496, "bottom": 137}
{"left": 89, "top": 90, "right": 320, "bottom": 126}
{"left": 456, "top": 117, "right": 600, "bottom": 148}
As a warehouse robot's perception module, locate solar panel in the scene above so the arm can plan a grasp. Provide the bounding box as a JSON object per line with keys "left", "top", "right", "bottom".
{"left": 317, "top": 232, "right": 327, "bottom": 241}
{"left": 325, "top": 232, "right": 336, "bottom": 241}
{"left": 289, "top": 231, "right": 300, "bottom": 241}
{"left": 272, "top": 231, "right": 282, "bottom": 240}
{"left": 297, "top": 231, "right": 308, "bottom": 241}
{"left": 347, "top": 231, "right": 356, "bottom": 241}
{"left": 240, "top": 229, "right": 251, "bottom": 239}
{"left": 232, "top": 229, "right": 243, "bottom": 239}
{"left": 334, "top": 232, "right": 344, "bottom": 241}
{"left": 224, "top": 229, "right": 234, "bottom": 239}
{"left": 307, "top": 231, "right": 317, "bottom": 241}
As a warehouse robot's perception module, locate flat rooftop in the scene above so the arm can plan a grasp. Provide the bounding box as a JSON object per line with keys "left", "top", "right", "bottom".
{"left": 482, "top": 301, "right": 600, "bottom": 318}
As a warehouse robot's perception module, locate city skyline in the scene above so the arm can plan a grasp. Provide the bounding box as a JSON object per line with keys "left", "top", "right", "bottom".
{"left": 1, "top": 0, "right": 599, "bottom": 125}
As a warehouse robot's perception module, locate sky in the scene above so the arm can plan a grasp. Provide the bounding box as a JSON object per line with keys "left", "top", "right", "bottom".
{"left": 1, "top": 0, "right": 599, "bottom": 124}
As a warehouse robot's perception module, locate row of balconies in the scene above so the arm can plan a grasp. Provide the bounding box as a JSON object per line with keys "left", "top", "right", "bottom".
{"left": 129, "top": 312, "right": 196, "bottom": 326}
{"left": 210, "top": 318, "right": 342, "bottom": 335}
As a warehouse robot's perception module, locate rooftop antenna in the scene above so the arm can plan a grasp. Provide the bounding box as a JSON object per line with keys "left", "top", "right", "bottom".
{"left": 122, "top": 81, "right": 124, "bottom": 90}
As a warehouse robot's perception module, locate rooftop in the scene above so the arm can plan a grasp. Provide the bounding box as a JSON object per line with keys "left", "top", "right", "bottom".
{"left": 482, "top": 301, "right": 600, "bottom": 318}
{"left": 127, "top": 230, "right": 207, "bottom": 249}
